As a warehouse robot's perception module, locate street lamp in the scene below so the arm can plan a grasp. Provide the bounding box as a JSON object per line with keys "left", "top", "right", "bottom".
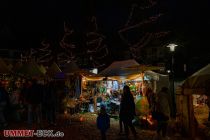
{"left": 167, "top": 43, "right": 177, "bottom": 118}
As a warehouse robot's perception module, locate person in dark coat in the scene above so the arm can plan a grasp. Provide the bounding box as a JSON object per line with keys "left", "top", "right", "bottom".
{"left": 0, "top": 83, "right": 9, "bottom": 128}
{"left": 120, "top": 85, "right": 137, "bottom": 137}
{"left": 119, "top": 93, "right": 124, "bottom": 134}
{"left": 155, "top": 87, "right": 170, "bottom": 138}
{"left": 26, "top": 79, "right": 43, "bottom": 127}
{"left": 44, "top": 80, "right": 57, "bottom": 126}
{"left": 97, "top": 105, "right": 110, "bottom": 140}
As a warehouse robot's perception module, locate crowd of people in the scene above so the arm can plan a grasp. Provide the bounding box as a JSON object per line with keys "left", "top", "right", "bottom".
{"left": 96, "top": 85, "right": 171, "bottom": 140}
{"left": 0, "top": 77, "right": 172, "bottom": 139}
{"left": 0, "top": 78, "right": 59, "bottom": 129}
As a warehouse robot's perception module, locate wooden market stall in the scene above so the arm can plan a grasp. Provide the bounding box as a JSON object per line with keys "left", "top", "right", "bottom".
{"left": 178, "top": 64, "right": 210, "bottom": 139}
{"left": 16, "top": 61, "right": 46, "bottom": 78}
{"left": 99, "top": 59, "right": 166, "bottom": 95}
{"left": 98, "top": 59, "right": 169, "bottom": 118}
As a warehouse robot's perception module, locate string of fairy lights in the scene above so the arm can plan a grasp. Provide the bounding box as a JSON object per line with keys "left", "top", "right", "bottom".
{"left": 118, "top": 0, "right": 170, "bottom": 62}
{"left": 19, "top": 16, "right": 108, "bottom": 69}
{"left": 17, "top": 0, "right": 170, "bottom": 68}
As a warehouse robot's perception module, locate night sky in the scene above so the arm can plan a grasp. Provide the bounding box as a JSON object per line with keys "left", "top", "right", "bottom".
{"left": 1, "top": 0, "right": 210, "bottom": 75}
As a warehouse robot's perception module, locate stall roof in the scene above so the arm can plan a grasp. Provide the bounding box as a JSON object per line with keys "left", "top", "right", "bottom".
{"left": 182, "top": 64, "right": 210, "bottom": 95}
{"left": 46, "top": 62, "right": 62, "bottom": 77}
{"left": 182, "top": 64, "right": 210, "bottom": 88}
{"left": 0, "top": 58, "right": 11, "bottom": 74}
{"left": 144, "top": 70, "right": 168, "bottom": 81}
{"left": 80, "top": 69, "right": 106, "bottom": 81}
{"left": 99, "top": 59, "right": 163, "bottom": 79}
{"left": 16, "top": 61, "right": 45, "bottom": 78}
{"left": 99, "top": 59, "right": 140, "bottom": 77}
{"left": 63, "top": 61, "right": 80, "bottom": 75}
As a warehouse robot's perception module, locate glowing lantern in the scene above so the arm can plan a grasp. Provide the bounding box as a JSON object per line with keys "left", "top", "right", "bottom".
{"left": 80, "top": 117, "right": 84, "bottom": 122}
{"left": 64, "top": 110, "right": 68, "bottom": 115}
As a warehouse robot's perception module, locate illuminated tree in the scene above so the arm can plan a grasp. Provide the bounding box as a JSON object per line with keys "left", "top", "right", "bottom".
{"left": 20, "top": 39, "right": 53, "bottom": 65}
{"left": 118, "top": 0, "right": 170, "bottom": 63}
{"left": 58, "top": 21, "right": 77, "bottom": 66}
{"left": 81, "top": 16, "right": 109, "bottom": 68}
{"left": 25, "top": 16, "right": 109, "bottom": 69}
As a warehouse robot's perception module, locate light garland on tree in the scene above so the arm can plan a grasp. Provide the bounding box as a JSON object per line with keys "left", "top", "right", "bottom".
{"left": 57, "top": 52, "right": 75, "bottom": 66}
{"left": 140, "top": 0, "right": 157, "bottom": 10}
{"left": 119, "top": 1, "right": 169, "bottom": 62}
{"left": 20, "top": 15, "right": 109, "bottom": 69}
{"left": 84, "top": 16, "right": 108, "bottom": 68}
{"left": 60, "top": 21, "right": 76, "bottom": 50}
{"left": 30, "top": 40, "right": 53, "bottom": 64}
{"left": 119, "top": 13, "right": 163, "bottom": 34}
{"left": 58, "top": 21, "right": 77, "bottom": 65}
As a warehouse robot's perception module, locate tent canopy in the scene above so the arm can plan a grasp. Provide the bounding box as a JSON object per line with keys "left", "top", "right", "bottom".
{"left": 99, "top": 59, "right": 140, "bottom": 77}
{"left": 79, "top": 69, "right": 106, "bottom": 81}
{"left": 63, "top": 61, "right": 80, "bottom": 75}
{"left": 182, "top": 64, "right": 210, "bottom": 95}
{"left": 99, "top": 59, "right": 163, "bottom": 80}
{"left": 16, "top": 61, "right": 45, "bottom": 78}
{"left": 46, "top": 62, "right": 62, "bottom": 77}
{"left": 0, "top": 58, "right": 11, "bottom": 74}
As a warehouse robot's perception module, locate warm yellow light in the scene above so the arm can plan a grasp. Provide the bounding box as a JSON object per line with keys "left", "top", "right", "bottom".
{"left": 80, "top": 117, "right": 84, "bottom": 122}
{"left": 64, "top": 110, "right": 68, "bottom": 115}
{"left": 142, "top": 116, "right": 147, "bottom": 120}
{"left": 147, "top": 118, "right": 154, "bottom": 125}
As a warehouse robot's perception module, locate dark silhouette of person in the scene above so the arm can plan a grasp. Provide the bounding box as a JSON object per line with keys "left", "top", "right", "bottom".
{"left": 43, "top": 80, "right": 57, "bottom": 126}
{"left": 206, "top": 96, "right": 210, "bottom": 121}
{"left": 146, "top": 88, "right": 155, "bottom": 109}
{"left": 120, "top": 85, "right": 137, "bottom": 137}
{"left": 0, "top": 83, "right": 9, "bottom": 128}
{"left": 119, "top": 93, "right": 124, "bottom": 134}
{"left": 26, "top": 79, "right": 43, "bottom": 127}
{"left": 156, "top": 87, "right": 170, "bottom": 138}
{"left": 97, "top": 105, "right": 110, "bottom": 140}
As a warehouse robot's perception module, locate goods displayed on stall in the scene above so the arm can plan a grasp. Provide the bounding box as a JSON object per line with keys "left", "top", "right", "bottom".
{"left": 81, "top": 74, "right": 157, "bottom": 130}
{"left": 81, "top": 69, "right": 167, "bottom": 121}
{"left": 180, "top": 64, "right": 210, "bottom": 138}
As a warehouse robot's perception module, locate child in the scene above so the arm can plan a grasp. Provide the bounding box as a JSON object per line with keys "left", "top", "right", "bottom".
{"left": 97, "top": 105, "right": 110, "bottom": 140}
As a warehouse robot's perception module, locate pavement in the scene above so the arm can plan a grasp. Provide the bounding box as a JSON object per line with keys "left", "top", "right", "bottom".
{"left": 0, "top": 112, "right": 207, "bottom": 140}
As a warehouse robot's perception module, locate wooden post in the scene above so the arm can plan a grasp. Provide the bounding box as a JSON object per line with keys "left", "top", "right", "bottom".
{"left": 188, "top": 95, "right": 196, "bottom": 139}
{"left": 142, "top": 73, "right": 146, "bottom": 96}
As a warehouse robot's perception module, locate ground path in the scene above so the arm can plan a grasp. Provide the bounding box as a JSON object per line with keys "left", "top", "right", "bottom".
{"left": 0, "top": 112, "right": 205, "bottom": 140}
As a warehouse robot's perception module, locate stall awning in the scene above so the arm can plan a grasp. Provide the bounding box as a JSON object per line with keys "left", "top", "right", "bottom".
{"left": 182, "top": 64, "right": 210, "bottom": 93}
{"left": 0, "top": 58, "right": 11, "bottom": 74}
{"left": 99, "top": 59, "right": 163, "bottom": 80}
{"left": 99, "top": 59, "right": 140, "bottom": 77}
{"left": 80, "top": 70, "right": 106, "bottom": 81}
{"left": 46, "top": 62, "right": 62, "bottom": 77}
{"left": 63, "top": 61, "right": 80, "bottom": 75}
{"left": 16, "top": 61, "right": 45, "bottom": 78}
